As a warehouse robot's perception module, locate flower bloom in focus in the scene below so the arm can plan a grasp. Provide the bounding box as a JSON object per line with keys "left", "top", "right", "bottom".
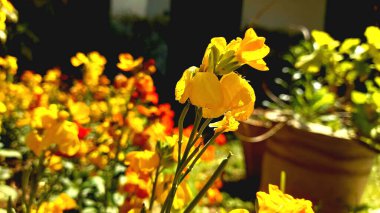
{"left": 256, "top": 184, "right": 314, "bottom": 213}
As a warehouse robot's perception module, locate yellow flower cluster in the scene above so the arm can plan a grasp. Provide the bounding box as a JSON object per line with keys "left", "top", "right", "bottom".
{"left": 175, "top": 28, "right": 270, "bottom": 132}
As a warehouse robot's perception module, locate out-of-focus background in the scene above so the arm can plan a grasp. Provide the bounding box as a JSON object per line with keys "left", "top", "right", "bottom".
{"left": 6, "top": 0, "right": 380, "bottom": 119}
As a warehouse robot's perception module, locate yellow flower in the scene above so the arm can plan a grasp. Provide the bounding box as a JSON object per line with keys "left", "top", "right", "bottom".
{"left": 0, "top": 55, "right": 17, "bottom": 75}
{"left": 31, "top": 105, "right": 58, "bottom": 129}
{"left": 189, "top": 71, "right": 224, "bottom": 109}
{"left": 69, "top": 101, "right": 90, "bottom": 124}
{"left": 43, "top": 120, "right": 80, "bottom": 156}
{"left": 365, "top": 26, "right": 380, "bottom": 49}
{"left": 175, "top": 66, "right": 224, "bottom": 108}
{"left": 175, "top": 66, "right": 197, "bottom": 103}
{"left": 311, "top": 30, "right": 340, "bottom": 50}
{"left": 209, "top": 111, "right": 239, "bottom": 133}
{"left": 201, "top": 37, "right": 227, "bottom": 73}
{"left": 45, "top": 153, "right": 63, "bottom": 171}
{"left": 53, "top": 193, "right": 77, "bottom": 210}
{"left": 124, "top": 150, "right": 160, "bottom": 173}
{"left": 126, "top": 111, "right": 146, "bottom": 133}
{"left": 256, "top": 184, "right": 314, "bottom": 213}
{"left": 31, "top": 193, "right": 77, "bottom": 213}
{"left": 0, "top": 101, "right": 6, "bottom": 113}
{"left": 117, "top": 53, "right": 143, "bottom": 72}
{"left": 235, "top": 28, "right": 270, "bottom": 71}
{"left": 203, "top": 72, "right": 255, "bottom": 120}
{"left": 26, "top": 130, "right": 49, "bottom": 156}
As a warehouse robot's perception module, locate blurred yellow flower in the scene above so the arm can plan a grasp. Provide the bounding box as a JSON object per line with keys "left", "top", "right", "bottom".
{"left": 229, "top": 209, "right": 249, "bottom": 213}
{"left": 124, "top": 150, "right": 159, "bottom": 173}
{"left": 311, "top": 30, "right": 340, "bottom": 50}
{"left": 69, "top": 101, "right": 90, "bottom": 124}
{"left": 365, "top": 26, "right": 380, "bottom": 49}
{"left": 43, "top": 120, "right": 80, "bottom": 156}
{"left": 26, "top": 130, "right": 48, "bottom": 156}
{"left": 31, "top": 105, "right": 58, "bottom": 129}
{"left": 117, "top": 53, "right": 143, "bottom": 72}
{"left": 256, "top": 184, "right": 314, "bottom": 213}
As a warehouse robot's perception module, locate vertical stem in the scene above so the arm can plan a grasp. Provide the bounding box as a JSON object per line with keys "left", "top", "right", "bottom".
{"left": 149, "top": 159, "right": 161, "bottom": 210}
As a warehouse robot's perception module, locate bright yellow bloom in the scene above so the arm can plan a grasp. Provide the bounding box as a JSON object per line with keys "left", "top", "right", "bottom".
{"left": 117, "top": 53, "right": 143, "bottom": 72}
{"left": 69, "top": 101, "right": 90, "bottom": 124}
{"left": 235, "top": 28, "right": 270, "bottom": 71}
{"left": 175, "top": 66, "right": 197, "bottom": 103}
{"left": 126, "top": 111, "right": 146, "bottom": 133}
{"left": 365, "top": 26, "right": 380, "bottom": 49}
{"left": 189, "top": 71, "right": 223, "bottom": 108}
{"left": 201, "top": 37, "right": 227, "bottom": 73}
{"left": 31, "top": 105, "right": 58, "bottom": 129}
{"left": 45, "top": 153, "right": 63, "bottom": 171}
{"left": 70, "top": 51, "right": 106, "bottom": 87}
{"left": 43, "top": 120, "right": 80, "bottom": 156}
{"left": 124, "top": 150, "right": 159, "bottom": 173}
{"left": 32, "top": 193, "right": 77, "bottom": 213}
{"left": 26, "top": 130, "right": 48, "bottom": 156}
{"left": 256, "top": 184, "right": 314, "bottom": 213}
{"left": 203, "top": 72, "right": 255, "bottom": 120}
{"left": 0, "top": 101, "right": 6, "bottom": 113}
{"left": 0, "top": 55, "right": 17, "bottom": 75}
{"left": 311, "top": 30, "right": 340, "bottom": 50}
{"left": 209, "top": 111, "right": 239, "bottom": 133}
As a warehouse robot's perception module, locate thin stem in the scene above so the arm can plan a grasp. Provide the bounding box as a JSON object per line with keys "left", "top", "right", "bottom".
{"left": 149, "top": 158, "right": 162, "bottom": 210}
{"left": 183, "top": 152, "right": 232, "bottom": 213}
{"left": 177, "top": 102, "right": 190, "bottom": 163}
{"left": 180, "top": 131, "right": 222, "bottom": 183}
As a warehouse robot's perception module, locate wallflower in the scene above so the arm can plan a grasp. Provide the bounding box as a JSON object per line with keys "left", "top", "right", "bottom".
{"left": 203, "top": 72, "right": 256, "bottom": 120}
{"left": 32, "top": 193, "right": 77, "bottom": 213}
{"left": 26, "top": 130, "right": 48, "bottom": 156}
{"left": 235, "top": 28, "right": 270, "bottom": 71}
{"left": 117, "top": 53, "right": 143, "bottom": 72}
{"left": 43, "top": 120, "right": 80, "bottom": 156}
{"left": 124, "top": 150, "right": 160, "bottom": 173}
{"left": 68, "top": 101, "right": 90, "bottom": 124}
{"left": 256, "top": 184, "right": 314, "bottom": 213}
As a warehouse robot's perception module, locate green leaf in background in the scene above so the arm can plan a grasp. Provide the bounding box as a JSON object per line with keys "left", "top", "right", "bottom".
{"left": 0, "top": 149, "right": 22, "bottom": 159}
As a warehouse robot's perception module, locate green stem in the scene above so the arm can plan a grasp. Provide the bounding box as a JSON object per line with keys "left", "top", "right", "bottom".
{"left": 149, "top": 159, "right": 161, "bottom": 210}
{"left": 183, "top": 152, "right": 232, "bottom": 213}
{"left": 26, "top": 152, "right": 45, "bottom": 213}
{"left": 180, "top": 131, "right": 222, "bottom": 183}
{"left": 177, "top": 102, "right": 190, "bottom": 163}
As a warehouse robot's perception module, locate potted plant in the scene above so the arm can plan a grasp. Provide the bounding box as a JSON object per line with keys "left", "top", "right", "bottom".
{"left": 238, "top": 26, "right": 380, "bottom": 213}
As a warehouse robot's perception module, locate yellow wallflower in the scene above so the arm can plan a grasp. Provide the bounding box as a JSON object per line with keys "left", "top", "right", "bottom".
{"left": 31, "top": 105, "right": 58, "bottom": 129}
{"left": 256, "top": 184, "right": 314, "bottom": 213}
{"left": 69, "top": 101, "right": 90, "bottom": 124}
{"left": 235, "top": 28, "right": 270, "bottom": 71}
{"left": 311, "top": 30, "right": 340, "bottom": 50}
{"left": 70, "top": 51, "right": 106, "bottom": 87}
{"left": 0, "top": 101, "right": 6, "bottom": 113}
{"left": 32, "top": 193, "right": 77, "bottom": 213}
{"left": 0, "top": 55, "right": 17, "bottom": 75}
{"left": 43, "top": 120, "right": 80, "bottom": 156}
{"left": 175, "top": 66, "right": 224, "bottom": 109}
{"left": 117, "top": 53, "right": 143, "bottom": 72}
{"left": 209, "top": 111, "right": 239, "bottom": 133}
{"left": 365, "top": 26, "right": 380, "bottom": 49}
{"left": 26, "top": 130, "right": 49, "bottom": 156}
{"left": 124, "top": 150, "right": 159, "bottom": 173}
{"left": 203, "top": 72, "right": 256, "bottom": 120}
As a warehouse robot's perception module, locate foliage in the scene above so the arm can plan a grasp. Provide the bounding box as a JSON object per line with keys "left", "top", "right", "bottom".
{"left": 264, "top": 26, "right": 380, "bottom": 151}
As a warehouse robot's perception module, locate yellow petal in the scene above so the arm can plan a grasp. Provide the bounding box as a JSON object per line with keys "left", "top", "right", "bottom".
{"left": 365, "top": 26, "right": 380, "bottom": 49}
{"left": 189, "top": 72, "right": 223, "bottom": 108}
{"left": 175, "top": 66, "right": 197, "bottom": 103}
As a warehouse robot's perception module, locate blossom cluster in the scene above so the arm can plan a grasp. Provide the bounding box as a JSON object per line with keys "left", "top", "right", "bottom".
{"left": 0, "top": 23, "right": 315, "bottom": 213}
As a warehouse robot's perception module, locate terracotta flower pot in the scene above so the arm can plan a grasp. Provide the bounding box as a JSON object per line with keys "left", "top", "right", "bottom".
{"left": 236, "top": 109, "right": 378, "bottom": 212}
